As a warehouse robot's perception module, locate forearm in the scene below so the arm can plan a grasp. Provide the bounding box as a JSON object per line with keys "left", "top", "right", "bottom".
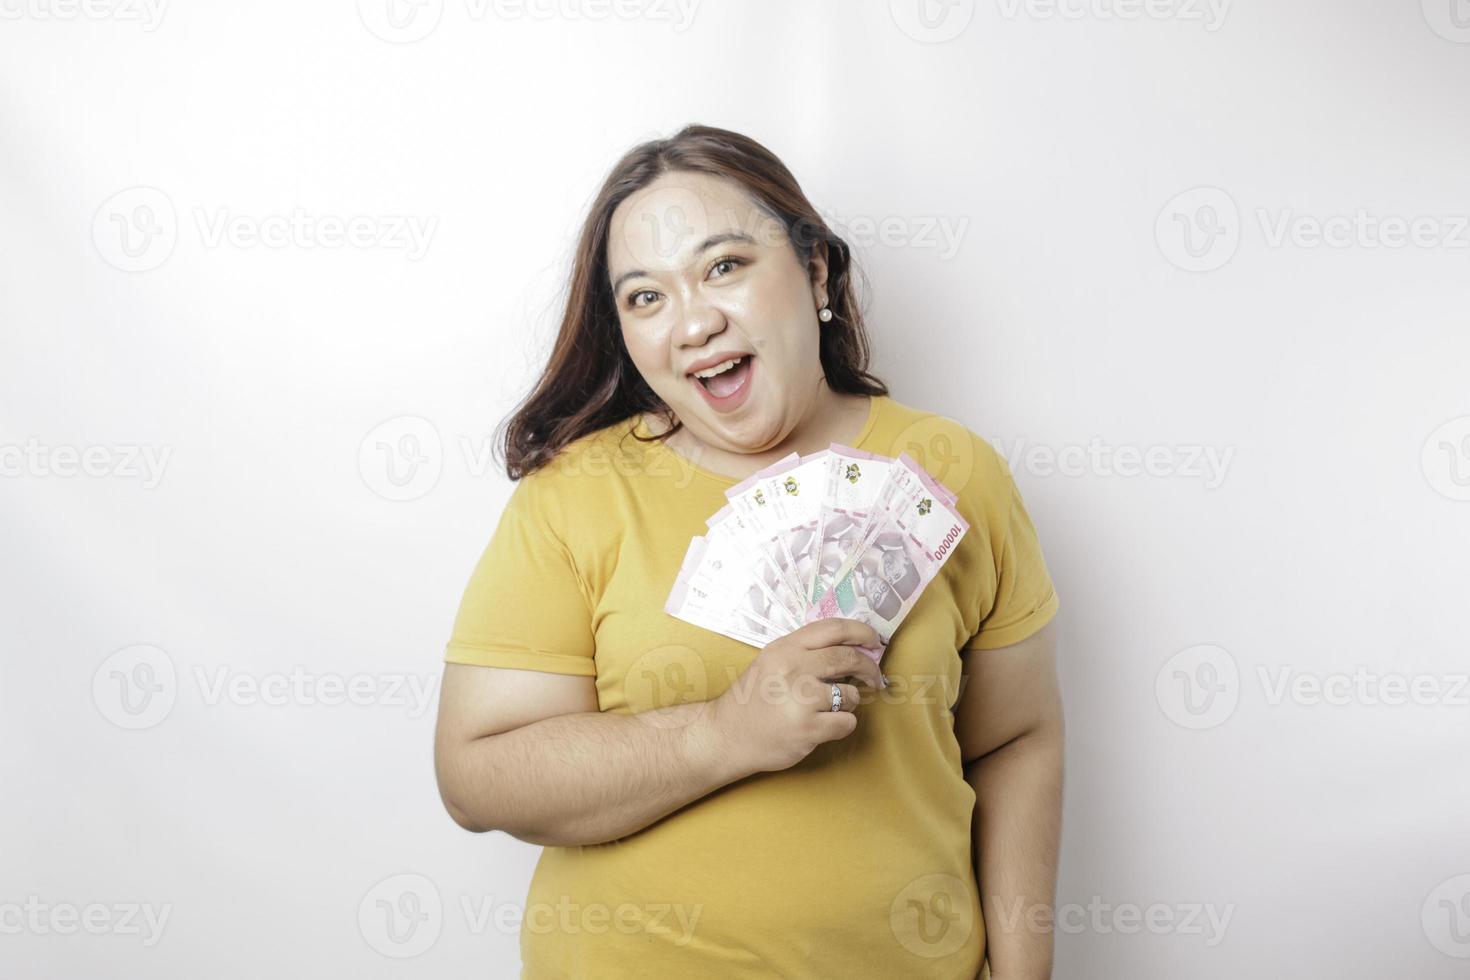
{"left": 442, "top": 702, "right": 747, "bottom": 846}
{"left": 965, "top": 726, "right": 1064, "bottom": 980}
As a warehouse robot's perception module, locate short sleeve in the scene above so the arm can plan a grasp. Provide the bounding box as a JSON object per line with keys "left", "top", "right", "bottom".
{"left": 964, "top": 455, "right": 1060, "bottom": 650}
{"left": 444, "top": 474, "right": 598, "bottom": 676}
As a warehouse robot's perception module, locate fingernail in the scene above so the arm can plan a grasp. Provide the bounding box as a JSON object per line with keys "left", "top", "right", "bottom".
{"left": 879, "top": 672, "right": 889, "bottom": 689}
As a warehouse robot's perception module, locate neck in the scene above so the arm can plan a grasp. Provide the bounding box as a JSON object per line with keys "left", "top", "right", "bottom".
{"left": 649, "top": 387, "right": 874, "bottom": 482}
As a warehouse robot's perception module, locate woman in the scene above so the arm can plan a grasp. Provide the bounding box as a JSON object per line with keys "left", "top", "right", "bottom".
{"left": 433, "top": 124, "right": 1064, "bottom": 980}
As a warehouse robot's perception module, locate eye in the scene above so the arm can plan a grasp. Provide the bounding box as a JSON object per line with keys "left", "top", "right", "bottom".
{"left": 709, "top": 256, "right": 744, "bottom": 278}
{"left": 623, "top": 257, "right": 746, "bottom": 310}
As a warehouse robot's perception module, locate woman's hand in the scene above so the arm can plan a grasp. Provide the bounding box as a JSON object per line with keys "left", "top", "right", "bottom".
{"left": 698, "top": 617, "right": 885, "bottom": 775}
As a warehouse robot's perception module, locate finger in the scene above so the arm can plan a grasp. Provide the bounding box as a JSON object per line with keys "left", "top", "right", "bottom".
{"left": 787, "top": 673, "right": 856, "bottom": 708}
{"left": 795, "top": 617, "right": 883, "bottom": 653}
{"left": 797, "top": 678, "right": 860, "bottom": 712}
{"left": 826, "top": 682, "right": 859, "bottom": 714}
{"left": 806, "top": 644, "right": 884, "bottom": 690}
{"left": 811, "top": 709, "right": 859, "bottom": 742}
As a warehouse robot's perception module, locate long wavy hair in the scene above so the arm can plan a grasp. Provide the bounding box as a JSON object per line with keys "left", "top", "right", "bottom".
{"left": 499, "top": 123, "right": 889, "bottom": 480}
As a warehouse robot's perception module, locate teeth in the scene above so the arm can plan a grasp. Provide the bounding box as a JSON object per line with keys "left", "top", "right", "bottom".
{"left": 692, "top": 356, "right": 745, "bottom": 379}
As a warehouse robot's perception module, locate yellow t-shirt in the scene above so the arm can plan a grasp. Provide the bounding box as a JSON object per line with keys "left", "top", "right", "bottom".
{"left": 445, "top": 394, "right": 1060, "bottom": 980}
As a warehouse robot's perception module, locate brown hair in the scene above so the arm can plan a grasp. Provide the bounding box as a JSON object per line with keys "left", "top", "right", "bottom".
{"left": 499, "top": 123, "right": 889, "bottom": 480}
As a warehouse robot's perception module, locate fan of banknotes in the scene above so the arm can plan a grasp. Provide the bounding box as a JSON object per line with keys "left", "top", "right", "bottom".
{"left": 665, "top": 442, "right": 969, "bottom": 665}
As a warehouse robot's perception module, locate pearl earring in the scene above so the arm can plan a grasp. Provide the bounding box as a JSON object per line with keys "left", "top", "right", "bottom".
{"left": 818, "top": 306, "right": 833, "bottom": 322}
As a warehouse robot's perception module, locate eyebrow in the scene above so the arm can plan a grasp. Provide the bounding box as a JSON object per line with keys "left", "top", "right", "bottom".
{"left": 610, "top": 231, "right": 758, "bottom": 296}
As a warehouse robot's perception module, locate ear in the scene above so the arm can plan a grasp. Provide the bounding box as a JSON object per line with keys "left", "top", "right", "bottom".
{"left": 806, "top": 239, "right": 831, "bottom": 303}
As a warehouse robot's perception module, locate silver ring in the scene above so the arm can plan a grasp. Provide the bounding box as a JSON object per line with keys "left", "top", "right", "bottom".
{"left": 830, "top": 683, "right": 843, "bottom": 712}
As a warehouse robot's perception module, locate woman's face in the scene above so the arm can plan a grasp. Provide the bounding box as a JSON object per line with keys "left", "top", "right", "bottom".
{"left": 606, "top": 170, "right": 829, "bottom": 455}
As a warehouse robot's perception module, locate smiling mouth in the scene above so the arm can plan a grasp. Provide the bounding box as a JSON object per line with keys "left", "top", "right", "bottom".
{"left": 690, "top": 354, "right": 753, "bottom": 398}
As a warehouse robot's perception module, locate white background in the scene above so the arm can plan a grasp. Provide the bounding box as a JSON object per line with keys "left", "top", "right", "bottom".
{"left": 3, "top": 1, "right": 1469, "bottom": 977}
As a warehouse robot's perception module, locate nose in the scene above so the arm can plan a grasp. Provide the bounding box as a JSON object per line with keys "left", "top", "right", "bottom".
{"left": 674, "top": 294, "right": 728, "bottom": 351}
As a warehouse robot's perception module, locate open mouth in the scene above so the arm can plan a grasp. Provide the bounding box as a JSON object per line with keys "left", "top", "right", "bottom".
{"left": 690, "top": 354, "right": 754, "bottom": 400}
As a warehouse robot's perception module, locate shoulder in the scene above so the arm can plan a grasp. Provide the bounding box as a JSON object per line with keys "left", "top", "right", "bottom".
{"left": 872, "top": 394, "right": 1015, "bottom": 525}
{"left": 521, "top": 415, "right": 641, "bottom": 481}
{"left": 508, "top": 415, "right": 645, "bottom": 524}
